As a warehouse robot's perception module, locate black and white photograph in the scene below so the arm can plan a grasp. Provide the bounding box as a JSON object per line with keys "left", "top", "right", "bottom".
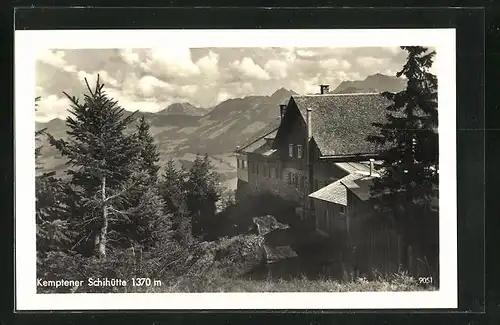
{"left": 15, "top": 29, "right": 457, "bottom": 310}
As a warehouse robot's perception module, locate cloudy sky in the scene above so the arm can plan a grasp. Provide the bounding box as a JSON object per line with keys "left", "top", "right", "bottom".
{"left": 35, "top": 46, "right": 428, "bottom": 122}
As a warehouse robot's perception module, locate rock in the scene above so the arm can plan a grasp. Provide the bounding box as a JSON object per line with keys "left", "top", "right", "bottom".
{"left": 252, "top": 215, "right": 290, "bottom": 236}
{"left": 263, "top": 244, "right": 298, "bottom": 263}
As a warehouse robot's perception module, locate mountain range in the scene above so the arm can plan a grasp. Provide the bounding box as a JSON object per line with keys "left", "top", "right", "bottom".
{"left": 331, "top": 73, "right": 406, "bottom": 94}
{"left": 35, "top": 73, "right": 406, "bottom": 188}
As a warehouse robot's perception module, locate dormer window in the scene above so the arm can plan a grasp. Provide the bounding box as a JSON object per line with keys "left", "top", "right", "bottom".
{"left": 288, "top": 144, "right": 294, "bottom": 157}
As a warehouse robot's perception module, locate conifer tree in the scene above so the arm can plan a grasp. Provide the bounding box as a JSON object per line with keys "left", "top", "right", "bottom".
{"left": 117, "top": 116, "right": 168, "bottom": 250}
{"left": 163, "top": 160, "right": 189, "bottom": 234}
{"left": 186, "top": 154, "right": 220, "bottom": 237}
{"left": 136, "top": 115, "right": 160, "bottom": 180}
{"left": 368, "top": 46, "right": 438, "bottom": 258}
{"left": 35, "top": 96, "right": 76, "bottom": 257}
{"left": 48, "top": 75, "right": 141, "bottom": 258}
{"left": 160, "top": 159, "right": 187, "bottom": 214}
{"left": 159, "top": 159, "right": 191, "bottom": 245}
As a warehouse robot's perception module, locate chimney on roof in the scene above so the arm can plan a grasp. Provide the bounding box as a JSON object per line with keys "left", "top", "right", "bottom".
{"left": 320, "top": 84, "right": 330, "bottom": 94}
{"left": 369, "top": 158, "right": 375, "bottom": 176}
{"left": 279, "top": 104, "right": 287, "bottom": 119}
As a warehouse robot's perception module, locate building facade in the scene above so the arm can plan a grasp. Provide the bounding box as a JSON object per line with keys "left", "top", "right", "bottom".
{"left": 236, "top": 86, "right": 392, "bottom": 229}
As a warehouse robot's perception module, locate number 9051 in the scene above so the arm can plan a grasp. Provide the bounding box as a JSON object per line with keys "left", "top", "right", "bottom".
{"left": 418, "top": 277, "right": 433, "bottom": 284}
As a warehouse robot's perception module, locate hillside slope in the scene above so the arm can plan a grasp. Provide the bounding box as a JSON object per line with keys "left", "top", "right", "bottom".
{"left": 36, "top": 88, "right": 296, "bottom": 185}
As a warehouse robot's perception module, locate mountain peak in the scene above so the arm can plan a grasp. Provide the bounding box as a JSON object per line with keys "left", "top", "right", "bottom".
{"left": 364, "top": 73, "right": 392, "bottom": 81}
{"left": 332, "top": 73, "right": 406, "bottom": 94}
{"left": 271, "top": 87, "right": 298, "bottom": 99}
{"left": 159, "top": 102, "right": 209, "bottom": 116}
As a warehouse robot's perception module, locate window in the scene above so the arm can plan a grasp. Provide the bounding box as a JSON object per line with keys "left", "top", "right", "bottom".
{"left": 314, "top": 179, "right": 319, "bottom": 191}
{"left": 297, "top": 145, "right": 303, "bottom": 158}
{"left": 256, "top": 164, "right": 259, "bottom": 175}
{"left": 294, "top": 174, "right": 300, "bottom": 188}
{"left": 289, "top": 144, "right": 294, "bottom": 157}
{"left": 340, "top": 205, "right": 346, "bottom": 214}
{"left": 288, "top": 172, "right": 292, "bottom": 185}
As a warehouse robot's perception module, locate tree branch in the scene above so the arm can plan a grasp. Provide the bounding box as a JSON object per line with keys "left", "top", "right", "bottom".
{"left": 104, "top": 180, "right": 140, "bottom": 203}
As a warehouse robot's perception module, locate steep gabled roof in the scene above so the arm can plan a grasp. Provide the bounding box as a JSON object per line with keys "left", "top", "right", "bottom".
{"left": 335, "top": 161, "right": 379, "bottom": 174}
{"left": 341, "top": 175, "right": 379, "bottom": 201}
{"left": 235, "top": 118, "right": 281, "bottom": 154}
{"left": 308, "top": 168, "right": 373, "bottom": 205}
{"left": 291, "top": 93, "right": 393, "bottom": 156}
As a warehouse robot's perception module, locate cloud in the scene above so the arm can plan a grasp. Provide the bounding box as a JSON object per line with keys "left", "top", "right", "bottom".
{"left": 105, "top": 87, "right": 165, "bottom": 113}
{"left": 195, "top": 51, "right": 220, "bottom": 81}
{"left": 36, "top": 94, "right": 71, "bottom": 122}
{"left": 179, "top": 84, "right": 199, "bottom": 97}
{"left": 120, "top": 49, "right": 140, "bottom": 65}
{"left": 296, "top": 49, "right": 317, "bottom": 57}
{"left": 229, "top": 57, "right": 270, "bottom": 81}
{"left": 37, "top": 49, "right": 77, "bottom": 73}
{"left": 143, "top": 48, "right": 201, "bottom": 79}
{"left": 319, "top": 58, "right": 352, "bottom": 70}
{"left": 35, "top": 46, "right": 417, "bottom": 121}
{"left": 37, "top": 50, "right": 66, "bottom": 68}
{"left": 77, "top": 70, "right": 119, "bottom": 88}
{"left": 356, "top": 56, "right": 388, "bottom": 68}
{"left": 216, "top": 91, "right": 231, "bottom": 103}
{"left": 264, "top": 59, "right": 288, "bottom": 79}
{"left": 138, "top": 75, "right": 173, "bottom": 97}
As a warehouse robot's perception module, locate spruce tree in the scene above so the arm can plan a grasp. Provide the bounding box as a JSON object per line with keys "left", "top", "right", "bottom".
{"left": 368, "top": 46, "right": 438, "bottom": 262}
{"left": 48, "top": 75, "right": 140, "bottom": 258}
{"left": 186, "top": 154, "right": 220, "bottom": 237}
{"left": 159, "top": 159, "right": 191, "bottom": 245}
{"left": 117, "top": 116, "right": 168, "bottom": 250}
{"left": 136, "top": 116, "right": 160, "bottom": 180}
{"left": 35, "top": 96, "right": 76, "bottom": 257}
{"left": 160, "top": 159, "right": 187, "bottom": 214}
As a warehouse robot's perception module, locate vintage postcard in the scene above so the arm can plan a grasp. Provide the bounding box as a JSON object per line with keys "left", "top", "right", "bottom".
{"left": 15, "top": 28, "right": 457, "bottom": 310}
